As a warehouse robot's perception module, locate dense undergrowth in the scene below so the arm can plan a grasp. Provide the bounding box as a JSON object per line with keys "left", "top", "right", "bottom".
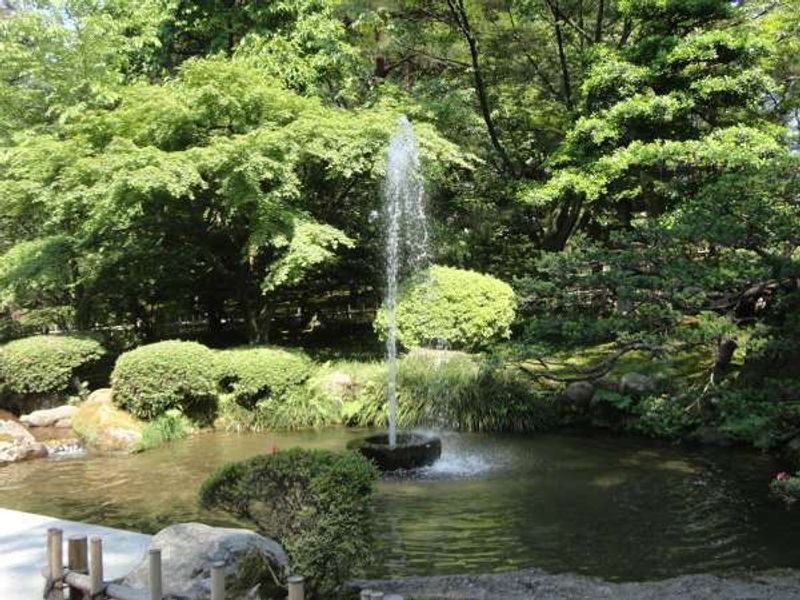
{"left": 1, "top": 330, "right": 798, "bottom": 460}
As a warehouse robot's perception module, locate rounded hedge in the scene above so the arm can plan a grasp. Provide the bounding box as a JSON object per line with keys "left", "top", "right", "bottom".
{"left": 216, "top": 346, "right": 329, "bottom": 430}
{"left": 374, "top": 265, "right": 517, "bottom": 351}
{"left": 0, "top": 335, "right": 105, "bottom": 396}
{"left": 217, "top": 346, "right": 312, "bottom": 407}
{"left": 111, "top": 340, "right": 218, "bottom": 420}
{"left": 200, "top": 448, "right": 378, "bottom": 599}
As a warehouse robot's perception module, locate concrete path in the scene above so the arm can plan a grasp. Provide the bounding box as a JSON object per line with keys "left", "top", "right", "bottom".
{"left": 0, "top": 508, "right": 151, "bottom": 600}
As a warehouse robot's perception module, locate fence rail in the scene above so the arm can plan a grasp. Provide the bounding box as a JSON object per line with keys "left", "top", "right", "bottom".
{"left": 42, "top": 527, "right": 307, "bottom": 600}
{"left": 43, "top": 528, "right": 403, "bottom": 599}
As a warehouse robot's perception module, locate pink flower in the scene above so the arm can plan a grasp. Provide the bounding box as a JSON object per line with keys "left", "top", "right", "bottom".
{"left": 776, "top": 472, "right": 788, "bottom": 482}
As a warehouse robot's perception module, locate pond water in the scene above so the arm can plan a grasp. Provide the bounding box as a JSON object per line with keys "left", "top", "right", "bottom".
{"left": 1, "top": 428, "right": 798, "bottom": 581}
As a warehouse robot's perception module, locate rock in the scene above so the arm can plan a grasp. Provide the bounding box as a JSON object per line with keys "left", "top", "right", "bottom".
{"left": 565, "top": 381, "right": 595, "bottom": 409}
{"left": 0, "top": 420, "right": 48, "bottom": 465}
{"left": 71, "top": 389, "right": 143, "bottom": 453}
{"left": 54, "top": 418, "right": 72, "bottom": 428}
{"left": 42, "top": 437, "right": 84, "bottom": 456}
{"left": 20, "top": 405, "right": 77, "bottom": 427}
{"left": 123, "top": 523, "right": 288, "bottom": 600}
{"left": 321, "top": 371, "right": 354, "bottom": 396}
{"left": 87, "top": 387, "right": 114, "bottom": 404}
{"left": 620, "top": 372, "right": 658, "bottom": 396}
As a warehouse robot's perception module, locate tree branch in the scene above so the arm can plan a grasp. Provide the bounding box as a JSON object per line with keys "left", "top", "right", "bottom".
{"left": 445, "top": 0, "right": 517, "bottom": 175}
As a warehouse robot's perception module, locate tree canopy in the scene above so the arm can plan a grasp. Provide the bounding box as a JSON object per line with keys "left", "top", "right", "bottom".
{"left": 0, "top": 0, "right": 797, "bottom": 376}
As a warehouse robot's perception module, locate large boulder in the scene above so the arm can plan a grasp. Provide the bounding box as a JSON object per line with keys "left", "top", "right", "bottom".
{"left": 565, "top": 381, "right": 595, "bottom": 410}
{"left": 620, "top": 372, "right": 658, "bottom": 396}
{"left": 20, "top": 405, "right": 77, "bottom": 428}
{"left": 71, "top": 389, "right": 143, "bottom": 453}
{"left": 123, "top": 523, "right": 289, "bottom": 600}
{"left": 0, "top": 420, "right": 48, "bottom": 465}
{"left": 320, "top": 371, "right": 354, "bottom": 398}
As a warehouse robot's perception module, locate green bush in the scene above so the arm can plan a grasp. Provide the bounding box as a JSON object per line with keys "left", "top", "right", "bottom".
{"left": 216, "top": 346, "right": 336, "bottom": 430}
{"left": 0, "top": 335, "right": 104, "bottom": 397}
{"left": 111, "top": 340, "right": 219, "bottom": 421}
{"left": 771, "top": 471, "right": 800, "bottom": 507}
{"left": 137, "top": 409, "right": 192, "bottom": 452}
{"left": 218, "top": 346, "right": 312, "bottom": 406}
{"left": 337, "top": 350, "right": 558, "bottom": 433}
{"left": 374, "top": 265, "right": 516, "bottom": 352}
{"left": 199, "top": 448, "right": 378, "bottom": 599}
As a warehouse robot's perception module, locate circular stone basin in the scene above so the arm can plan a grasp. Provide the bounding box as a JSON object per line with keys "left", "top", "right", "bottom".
{"left": 348, "top": 433, "right": 442, "bottom": 471}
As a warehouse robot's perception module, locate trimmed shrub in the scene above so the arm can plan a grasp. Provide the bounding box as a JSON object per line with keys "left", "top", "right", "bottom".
{"left": 335, "top": 350, "right": 558, "bottom": 433}
{"left": 111, "top": 340, "right": 218, "bottom": 421}
{"left": 218, "top": 346, "right": 312, "bottom": 407}
{"left": 374, "top": 265, "right": 516, "bottom": 351}
{"left": 0, "top": 335, "right": 104, "bottom": 397}
{"left": 200, "top": 448, "right": 378, "bottom": 598}
{"left": 216, "top": 346, "right": 337, "bottom": 430}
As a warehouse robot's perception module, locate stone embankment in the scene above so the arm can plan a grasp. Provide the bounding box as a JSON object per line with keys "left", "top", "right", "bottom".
{"left": 351, "top": 568, "right": 800, "bottom": 599}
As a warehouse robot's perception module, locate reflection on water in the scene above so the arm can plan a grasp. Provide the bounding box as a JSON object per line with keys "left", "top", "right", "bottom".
{"left": 1, "top": 428, "right": 798, "bottom": 581}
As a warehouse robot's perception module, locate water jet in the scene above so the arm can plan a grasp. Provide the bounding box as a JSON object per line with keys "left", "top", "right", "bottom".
{"left": 350, "top": 115, "right": 441, "bottom": 471}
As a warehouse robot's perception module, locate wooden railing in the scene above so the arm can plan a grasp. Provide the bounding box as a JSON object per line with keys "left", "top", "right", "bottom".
{"left": 42, "top": 528, "right": 307, "bottom": 600}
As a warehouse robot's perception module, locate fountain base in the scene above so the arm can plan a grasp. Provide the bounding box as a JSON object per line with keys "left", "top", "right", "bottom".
{"left": 348, "top": 433, "right": 442, "bottom": 471}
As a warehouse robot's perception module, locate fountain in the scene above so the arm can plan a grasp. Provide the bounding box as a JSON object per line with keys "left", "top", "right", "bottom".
{"left": 348, "top": 116, "right": 442, "bottom": 471}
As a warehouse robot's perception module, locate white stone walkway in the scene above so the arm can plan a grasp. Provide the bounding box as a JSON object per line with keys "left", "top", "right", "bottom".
{"left": 0, "top": 508, "right": 151, "bottom": 600}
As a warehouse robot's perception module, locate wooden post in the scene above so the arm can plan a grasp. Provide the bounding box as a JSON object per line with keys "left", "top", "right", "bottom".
{"left": 210, "top": 561, "right": 225, "bottom": 600}
{"left": 67, "top": 536, "right": 88, "bottom": 600}
{"left": 47, "top": 528, "right": 64, "bottom": 600}
{"left": 287, "top": 575, "right": 304, "bottom": 600}
{"left": 89, "top": 536, "right": 103, "bottom": 597}
{"left": 148, "top": 549, "right": 163, "bottom": 600}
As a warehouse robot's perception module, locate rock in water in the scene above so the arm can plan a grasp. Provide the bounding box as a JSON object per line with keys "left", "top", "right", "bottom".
{"left": 0, "top": 420, "right": 48, "bottom": 465}
{"left": 20, "top": 405, "right": 77, "bottom": 427}
{"left": 71, "top": 389, "right": 142, "bottom": 453}
{"left": 123, "top": 523, "right": 289, "bottom": 599}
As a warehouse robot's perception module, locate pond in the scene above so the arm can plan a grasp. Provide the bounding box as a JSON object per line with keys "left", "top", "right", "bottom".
{"left": 1, "top": 428, "right": 798, "bottom": 581}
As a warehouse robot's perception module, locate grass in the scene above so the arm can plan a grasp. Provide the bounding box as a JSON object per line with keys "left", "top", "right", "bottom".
{"left": 137, "top": 409, "right": 192, "bottom": 451}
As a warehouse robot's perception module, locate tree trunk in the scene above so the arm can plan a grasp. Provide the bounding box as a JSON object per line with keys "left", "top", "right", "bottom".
{"left": 446, "top": 0, "right": 516, "bottom": 175}
{"left": 549, "top": 1, "right": 573, "bottom": 110}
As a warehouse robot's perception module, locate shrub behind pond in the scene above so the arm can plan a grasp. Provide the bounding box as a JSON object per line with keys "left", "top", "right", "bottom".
{"left": 199, "top": 448, "right": 378, "bottom": 599}
{"left": 374, "top": 265, "right": 516, "bottom": 351}
{"left": 216, "top": 346, "right": 338, "bottom": 430}
{"left": 333, "top": 350, "right": 557, "bottom": 432}
{"left": 0, "top": 335, "right": 105, "bottom": 401}
{"left": 111, "top": 340, "right": 218, "bottom": 421}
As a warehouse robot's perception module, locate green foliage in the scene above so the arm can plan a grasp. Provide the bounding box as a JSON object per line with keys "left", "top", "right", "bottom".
{"left": 339, "top": 350, "right": 558, "bottom": 433}
{"left": 375, "top": 266, "right": 517, "bottom": 352}
{"left": 216, "top": 346, "right": 338, "bottom": 430}
{"left": 0, "top": 335, "right": 104, "bottom": 397}
{"left": 137, "top": 409, "right": 192, "bottom": 452}
{"left": 711, "top": 386, "right": 799, "bottom": 449}
{"left": 771, "top": 472, "right": 800, "bottom": 507}
{"left": 111, "top": 340, "right": 218, "bottom": 421}
{"left": 630, "top": 395, "right": 699, "bottom": 438}
{"left": 199, "top": 448, "right": 379, "bottom": 599}
{"left": 218, "top": 346, "right": 312, "bottom": 406}
{"left": 0, "top": 236, "right": 75, "bottom": 327}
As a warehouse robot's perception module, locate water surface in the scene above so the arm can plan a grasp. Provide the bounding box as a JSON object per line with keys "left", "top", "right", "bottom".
{"left": 1, "top": 429, "right": 797, "bottom": 581}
